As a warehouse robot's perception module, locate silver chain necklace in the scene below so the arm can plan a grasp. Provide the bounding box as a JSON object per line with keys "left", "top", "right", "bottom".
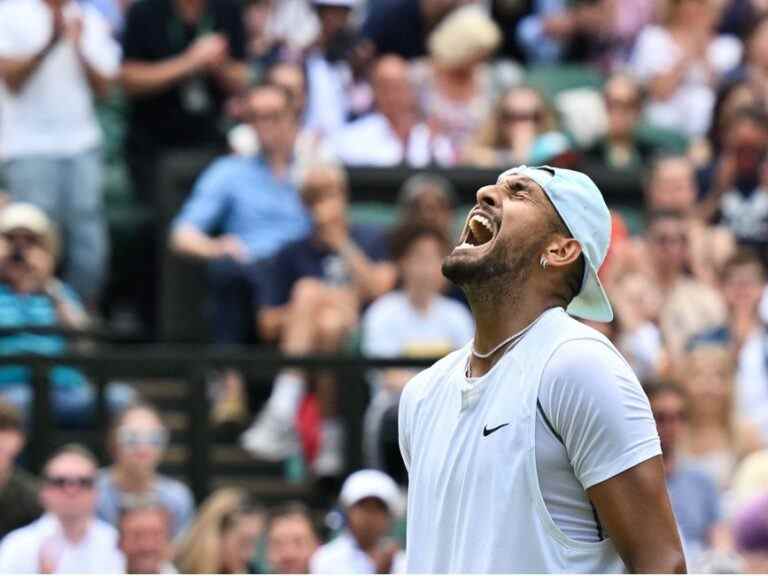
{"left": 470, "top": 316, "right": 541, "bottom": 359}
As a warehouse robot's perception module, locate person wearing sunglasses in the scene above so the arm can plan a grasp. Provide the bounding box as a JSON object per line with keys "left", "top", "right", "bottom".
{"left": 96, "top": 403, "right": 195, "bottom": 538}
{"left": 464, "top": 85, "right": 569, "bottom": 168}
{"left": 0, "top": 443, "right": 124, "bottom": 572}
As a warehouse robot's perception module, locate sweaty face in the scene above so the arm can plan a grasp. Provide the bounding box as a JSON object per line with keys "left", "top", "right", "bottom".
{"left": 442, "top": 174, "right": 556, "bottom": 290}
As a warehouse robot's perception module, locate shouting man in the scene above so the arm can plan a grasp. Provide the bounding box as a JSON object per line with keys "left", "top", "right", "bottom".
{"left": 398, "top": 166, "right": 685, "bottom": 573}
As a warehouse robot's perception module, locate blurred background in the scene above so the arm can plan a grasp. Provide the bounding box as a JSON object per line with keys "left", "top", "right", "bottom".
{"left": 1, "top": 0, "right": 768, "bottom": 572}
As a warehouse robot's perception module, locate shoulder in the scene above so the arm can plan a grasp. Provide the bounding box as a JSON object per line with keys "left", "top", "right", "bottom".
{"left": 401, "top": 346, "right": 467, "bottom": 406}
{"left": 156, "top": 475, "right": 193, "bottom": 498}
{"left": 0, "top": 0, "right": 33, "bottom": 17}
{"left": 365, "top": 292, "right": 405, "bottom": 318}
{"left": 92, "top": 518, "right": 119, "bottom": 541}
{"left": 310, "top": 534, "right": 353, "bottom": 570}
{"left": 338, "top": 114, "right": 386, "bottom": 138}
{"left": 1, "top": 516, "right": 45, "bottom": 548}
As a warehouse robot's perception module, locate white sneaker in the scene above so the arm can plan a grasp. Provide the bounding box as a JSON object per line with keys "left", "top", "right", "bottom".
{"left": 240, "top": 408, "right": 300, "bottom": 461}
{"left": 312, "top": 421, "right": 345, "bottom": 477}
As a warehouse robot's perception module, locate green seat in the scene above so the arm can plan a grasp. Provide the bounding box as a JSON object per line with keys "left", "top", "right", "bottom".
{"left": 525, "top": 65, "right": 605, "bottom": 99}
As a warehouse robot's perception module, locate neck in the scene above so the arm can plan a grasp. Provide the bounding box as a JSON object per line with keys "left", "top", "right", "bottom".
{"left": 113, "top": 464, "right": 154, "bottom": 492}
{"left": 406, "top": 287, "right": 433, "bottom": 312}
{"left": 58, "top": 515, "right": 90, "bottom": 544}
{"left": 384, "top": 111, "right": 414, "bottom": 142}
{"left": 263, "top": 144, "right": 293, "bottom": 176}
{"left": 175, "top": 0, "right": 203, "bottom": 21}
{"left": 466, "top": 280, "right": 561, "bottom": 376}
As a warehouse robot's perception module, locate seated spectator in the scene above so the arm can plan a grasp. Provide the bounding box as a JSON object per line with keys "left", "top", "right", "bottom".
{"left": 0, "top": 0, "right": 120, "bottom": 305}
{"left": 0, "top": 444, "right": 124, "bottom": 572}
{"left": 691, "top": 250, "right": 768, "bottom": 444}
{"left": 732, "top": 491, "right": 768, "bottom": 573}
{"left": 242, "top": 164, "right": 396, "bottom": 476}
{"left": 361, "top": 225, "right": 473, "bottom": 468}
{"left": 120, "top": 0, "right": 248, "bottom": 205}
{"left": 646, "top": 380, "right": 722, "bottom": 561}
{"left": 170, "top": 83, "right": 311, "bottom": 345}
{"left": 96, "top": 403, "right": 194, "bottom": 538}
{"left": 645, "top": 155, "right": 699, "bottom": 214}
{"left": 265, "top": 502, "right": 320, "bottom": 574}
{"left": 362, "top": 0, "right": 465, "bottom": 60}
{"left": 0, "top": 401, "right": 41, "bottom": 540}
{"left": 721, "top": 15, "right": 768, "bottom": 113}
{"left": 463, "top": 85, "right": 569, "bottom": 167}
{"left": 118, "top": 501, "right": 175, "bottom": 574}
{"left": 174, "top": 487, "right": 266, "bottom": 573}
{"left": 396, "top": 173, "right": 459, "bottom": 241}
{"left": 411, "top": 4, "right": 509, "bottom": 156}
{"left": 0, "top": 203, "right": 133, "bottom": 424}
{"left": 699, "top": 107, "right": 768, "bottom": 253}
{"left": 677, "top": 344, "right": 761, "bottom": 488}
{"left": 629, "top": 0, "right": 742, "bottom": 138}
{"left": 310, "top": 469, "right": 404, "bottom": 573}
{"left": 334, "top": 54, "right": 453, "bottom": 167}
{"left": 584, "top": 74, "right": 685, "bottom": 171}
{"left": 515, "top": 0, "right": 617, "bottom": 65}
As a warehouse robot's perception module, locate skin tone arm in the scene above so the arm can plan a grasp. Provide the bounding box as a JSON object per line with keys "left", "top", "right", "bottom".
{"left": 587, "top": 456, "right": 686, "bottom": 574}
{"left": 170, "top": 225, "right": 248, "bottom": 262}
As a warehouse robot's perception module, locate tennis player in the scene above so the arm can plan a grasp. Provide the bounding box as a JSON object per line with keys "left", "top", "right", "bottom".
{"left": 398, "top": 166, "right": 685, "bottom": 573}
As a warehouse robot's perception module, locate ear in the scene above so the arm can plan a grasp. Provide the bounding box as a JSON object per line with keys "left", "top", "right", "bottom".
{"left": 542, "top": 237, "right": 582, "bottom": 270}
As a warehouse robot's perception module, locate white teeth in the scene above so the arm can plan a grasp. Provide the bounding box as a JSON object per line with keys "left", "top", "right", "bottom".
{"left": 470, "top": 214, "right": 494, "bottom": 236}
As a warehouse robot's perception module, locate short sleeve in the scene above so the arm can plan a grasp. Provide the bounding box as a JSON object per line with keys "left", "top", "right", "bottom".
{"left": 629, "top": 26, "right": 678, "bottom": 81}
{"left": 172, "top": 158, "right": 233, "bottom": 234}
{"left": 121, "top": 0, "right": 153, "bottom": 61}
{"left": 539, "top": 338, "right": 662, "bottom": 490}
{"left": 80, "top": 6, "right": 121, "bottom": 76}
{"left": 0, "top": 3, "right": 19, "bottom": 56}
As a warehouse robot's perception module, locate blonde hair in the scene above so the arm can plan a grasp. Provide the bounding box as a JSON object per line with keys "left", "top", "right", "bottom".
{"left": 427, "top": 4, "right": 501, "bottom": 69}
{"left": 174, "top": 487, "right": 250, "bottom": 573}
{"left": 682, "top": 344, "right": 735, "bottom": 432}
{"left": 474, "top": 85, "right": 558, "bottom": 150}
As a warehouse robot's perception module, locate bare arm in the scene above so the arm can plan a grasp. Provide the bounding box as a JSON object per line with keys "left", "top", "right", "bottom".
{"left": 77, "top": 50, "right": 112, "bottom": 99}
{"left": 337, "top": 240, "right": 397, "bottom": 303}
{"left": 169, "top": 225, "right": 247, "bottom": 262}
{"left": 212, "top": 60, "right": 249, "bottom": 94}
{"left": 587, "top": 456, "right": 686, "bottom": 574}
{"left": 0, "top": 44, "right": 56, "bottom": 94}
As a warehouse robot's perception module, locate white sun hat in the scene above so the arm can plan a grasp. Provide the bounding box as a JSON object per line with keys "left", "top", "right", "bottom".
{"left": 339, "top": 469, "right": 404, "bottom": 517}
{"left": 497, "top": 165, "right": 614, "bottom": 322}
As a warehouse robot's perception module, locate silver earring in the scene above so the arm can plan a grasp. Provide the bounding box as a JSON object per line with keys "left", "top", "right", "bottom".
{"left": 540, "top": 256, "right": 549, "bottom": 270}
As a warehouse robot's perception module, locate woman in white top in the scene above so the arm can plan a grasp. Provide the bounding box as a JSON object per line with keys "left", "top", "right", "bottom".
{"left": 630, "top": 0, "right": 742, "bottom": 137}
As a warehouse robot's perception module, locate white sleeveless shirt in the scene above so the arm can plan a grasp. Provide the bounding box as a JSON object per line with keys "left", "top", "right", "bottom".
{"left": 399, "top": 307, "right": 660, "bottom": 573}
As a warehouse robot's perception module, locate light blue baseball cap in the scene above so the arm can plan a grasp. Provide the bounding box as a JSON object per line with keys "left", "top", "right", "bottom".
{"left": 497, "top": 165, "right": 614, "bottom": 322}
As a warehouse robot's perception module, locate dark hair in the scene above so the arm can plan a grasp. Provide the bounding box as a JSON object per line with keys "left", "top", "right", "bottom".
{"left": 45, "top": 443, "right": 98, "bottom": 472}
{"left": 722, "top": 248, "right": 766, "bottom": 282}
{"left": 268, "top": 501, "right": 318, "bottom": 535}
{"left": 397, "top": 173, "right": 457, "bottom": 209}
{"left": 0, "top": 401, "right": 23, "bottom": 433}
{"left": 390, "top": 224, "right": 450, "bottom": 261}
{"left": 723, "top": 105, "right": 768, "bottom": 135}
{"left": 643, "top": 379, "right": 687, "bottom": 403}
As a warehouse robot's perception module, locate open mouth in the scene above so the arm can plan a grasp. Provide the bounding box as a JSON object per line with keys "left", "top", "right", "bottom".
{"left": 457, "top": 212, "right": 497, "bottom": 249}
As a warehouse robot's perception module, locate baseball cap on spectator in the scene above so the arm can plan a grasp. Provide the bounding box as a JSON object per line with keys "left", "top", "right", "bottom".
{"left": 340, "top": 469, "right": 403, "bottom": 516}
{"left": 0, "top": 203, "right": 58, "bottom": 258}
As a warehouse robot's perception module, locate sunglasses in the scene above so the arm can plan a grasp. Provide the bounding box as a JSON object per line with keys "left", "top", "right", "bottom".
{"left": 654, "top": 411, "right": 687, "bottom": 424}
{"left": 45, "top": 475, "right": 95, "bottom": 490}
{"left": 117, "top": 428, "right": 168, "bottom": 449}
{"left": 605, "top": 97, "right": 639, "bottom": 111}
{"left": 500, "top": 109, "right": 542, "bottom": 124}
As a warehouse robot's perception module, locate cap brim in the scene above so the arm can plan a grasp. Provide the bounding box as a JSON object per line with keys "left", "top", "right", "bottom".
{"left": 566, "top": 255, "right": 613, "bottom": 322}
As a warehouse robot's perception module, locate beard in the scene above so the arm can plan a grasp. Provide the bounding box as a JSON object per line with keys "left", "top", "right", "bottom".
{"left": 441, "top": 235, "right": 539, "bottom": 300}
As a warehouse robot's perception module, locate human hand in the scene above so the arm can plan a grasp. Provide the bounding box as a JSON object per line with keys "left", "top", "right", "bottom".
{"left": 187, "top": 34, "right": 229, "bottom": 71}
{"left": 371, "top": 539, "right": 400, "bottom": 574}
{"left": 213, "top": 234, "right": 249, "bottom": 263}
{"left": 48, "top": 3, "right": 67, "bottom": 48}
{"left": 65, "top": 15, "right": 83, "bottom": 46}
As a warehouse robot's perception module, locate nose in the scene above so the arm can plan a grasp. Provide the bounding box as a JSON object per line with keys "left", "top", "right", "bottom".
{"left": 476, "top": 184, "right": 500, "bottom": 209}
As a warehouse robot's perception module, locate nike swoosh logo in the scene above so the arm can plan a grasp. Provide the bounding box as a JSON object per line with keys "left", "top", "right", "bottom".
{"left": 483, "top": 423, "right": 510, "bottom": 437}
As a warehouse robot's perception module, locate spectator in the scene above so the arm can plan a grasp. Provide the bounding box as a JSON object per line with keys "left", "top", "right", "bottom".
{"left": 0, "top": 203, "right": 133, "bottom": 424}
{"left": 0, "top": 401, "right": 41, "bottom": 540}
{"left": 395, "top": 173, "right": 459, "bottom": 241}
{"left": 310, "top": 469, "right": 404, "bottom": 573}
{"left": 646, "top": 380, "right": 721, "bottom": 561}
{"left": 677, "top": 344, "right": 761, "bottom": 488}
{"left": 362, "top": 0, "right": 467, "bottom": 60}
{"left": 118, "top": 501, "right": 175, "bottom": 574}
{"left": 722, "top": 15, "right": 768, "bottom": 113}
{"left": 96, "top": 403, "right": 194, "bottom": 538}
{"left": 265, "top": 502, "right": 320, "bottom": 574}
{"left": 0, "top": 444, "right": 124, "bottom": 572}
{"left": 334, "top": 55, "right": 453, "bottom": 167}
{"left": 242, "top": 164, "right": 395, "bottom": 476}
{"left": 644, "top": 155, "right": 699, "bottom": 214}
{"left": 464, "top": 85, "right": 569, "bottom": 167}
{"left": 629, "top": 0, "right": 742, "bottom": 137}
{"left": 303, "top": 0, "right": 358, "bottom": 138}
{"left": 361, "top": 225, "right": 473, "bottom": 469}
{"left": 584, "top": 74, "right": 685, "bottom": 172}
{"left": 174, "top": 487, "right": 266, "bottom": 574}
{"left": 411, "top": 4, "right": 507, "bottom": 155}
{"left": 692, "top": 250, "right": 768, "bottom": 443}
{"left": 516, "top": 0, "right": 615, "bottom": 66}
{"left": 120, "top": 0, "right": 248, "bottom": 205}
{"left": 0, "top": 0, "right": 120, "bottom": 305}
{"left": 699, "top": 106, "right": 768, "bottom": 252}
{"left": 732, "top": 492, "right": 768, "bottom": 573}
{"left": 170, "top": 83, "right": 311, "bottom": 345}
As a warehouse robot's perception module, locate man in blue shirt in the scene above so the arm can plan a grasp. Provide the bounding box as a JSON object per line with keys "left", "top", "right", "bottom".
{"left": 170, "top": 83, "right": 310, "bottom": 343}
{"left": 242, "top": 164, "right": 396, "bottom": 476}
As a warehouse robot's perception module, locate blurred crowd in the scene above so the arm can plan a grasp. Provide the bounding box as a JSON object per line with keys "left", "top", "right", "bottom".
{"left": 2, "top": 0, "right": 768, "bottom": 572}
